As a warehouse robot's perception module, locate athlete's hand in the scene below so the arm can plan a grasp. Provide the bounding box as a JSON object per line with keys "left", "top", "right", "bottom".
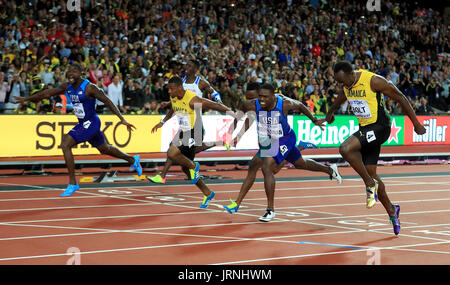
{"left": 151, "top": 122, "right": 163, "bottom": 133}
{"left": 13, "top": 96, "right": 28, "bottom": 104}
{"left": 226, "top": 110, "right": 239, "bottom": 120}
{"left": 121, "top": 120, "right": 136, "bottom": 132}
{"left": 159, "top": 101, "right": 170, "bottom": 108}
{"left": 313, "top": 118, "right": 327, "bottom": 130}
{"left": 414, "top": 122, "right": 426, "bottom": 135}
{"left": 325, "top": 112, "right": 335, "bottom": 124}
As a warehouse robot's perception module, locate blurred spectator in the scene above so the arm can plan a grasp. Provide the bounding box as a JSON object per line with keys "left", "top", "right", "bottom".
{"left": 417, "top": 96, "right": 434, "bottom": 115}
{"left": 4, "top": 73, "right": 25, "bottom": 112}
{"left": 0, "top": 71, "right": 10, "bottom": 113}
{"left": 302, "top": 93, "right": 315, "bottom": 114}
{"left": 426, "top": 77, "right": 448, "bottom": 112}
{"left": 123, "top": 78, "right": 145, "bottom": 113}
{"left": 38, "top": 63, "right": 55, "bottom": 85}
{"left": 385, "top": 98, "right": 401, "bottom": 115}
{"left": 59, "top": 42, "right": 71, "bottom": 59}
{"left": 442, "top": 78, "right": 450, "bottom": 111}
{"left": 51, "top": 94, "right": 69, "bottom": 115}
{"left": 141, "top": 100, "right": 162, "bottom": 115}
{"left": 389, "top": 66, "right": 400, "bottom": 86}
{"left": 107, "top": 74, "right": 124, "bottom": 113}
{"left": 0, "top": 0, "right": 447, "bottom": 116}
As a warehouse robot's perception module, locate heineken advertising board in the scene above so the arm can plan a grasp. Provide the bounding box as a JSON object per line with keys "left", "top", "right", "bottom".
{"left": 289, "top": 115, "right": 450, "bottom": 147}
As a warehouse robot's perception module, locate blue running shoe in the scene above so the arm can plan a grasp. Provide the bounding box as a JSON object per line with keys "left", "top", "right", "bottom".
{"left": 60, "top": 184, "right": 80, "bottom": 197}
{"left": 190, "top": 162, "right": 200, "bottom": 184}
{"left": 224, "top": 199, "right": 239, "bottom": 214}
{"left": 298, "top": 141, "right": 317, "bottom": 149}
{"left": 130, "top": 155, "right": 142, "bottom": 176}
{"left": 200, "top": 191, "right": 215, "bottom": 209}
{"left": 389, "top": 204, "right": 401, "bottom": 235}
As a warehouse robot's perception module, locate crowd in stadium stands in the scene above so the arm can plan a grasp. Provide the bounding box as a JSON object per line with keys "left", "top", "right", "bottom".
{"left": 0, "top": 0, "right": 448, "bottom": 117}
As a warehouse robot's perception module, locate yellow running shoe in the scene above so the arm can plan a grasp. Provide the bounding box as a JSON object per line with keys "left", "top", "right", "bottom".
{"left": 366, "top": 180, "right": 378, "bottom": 208}
{"left": 147, "top": 174, "right": 166, "bottom": 184}
{"left": 189, "top": 162, "right": 200, "bottom": 184}
{"left": 224, "top": 142, "right": 231, "bottom": 151}
{"left": 200, "top": 191, "right": 215, "bottom": 209}
{"left": 224, "top": 199, "right": 239, "bottom": 213}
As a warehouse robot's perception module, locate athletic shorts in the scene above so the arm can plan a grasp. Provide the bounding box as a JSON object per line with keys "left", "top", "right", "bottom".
{"left": 257, "top": 130, "right": 301, "bottom": 165}
{"left": 68, "top": 115, "right": 105, "bottom": 147}
{"left": 171, "top": 127, "right": 205, "bottom": 161}
{"left": 353, "top": 122, "right": 391, "bottom": 165}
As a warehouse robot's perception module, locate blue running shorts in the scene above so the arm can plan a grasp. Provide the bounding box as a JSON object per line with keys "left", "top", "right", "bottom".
{"left": 68, "top": 115, "right": 105, "bottom": 147}
{"left": 257, "top": 131, "right": 301, "bottom": 165}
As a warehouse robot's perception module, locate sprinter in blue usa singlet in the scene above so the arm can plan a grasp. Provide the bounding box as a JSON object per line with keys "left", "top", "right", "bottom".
{"left": 67, "top": 78, "right": 105, "bottom": 147}
{"left": 255, "top": 94, "right": 300, "bottom": 165}
{"left": 14, "top": 63, "right": 143, "bottom": 197}
{"left": 223, "top": 83, "right": 343, "bottom": 222}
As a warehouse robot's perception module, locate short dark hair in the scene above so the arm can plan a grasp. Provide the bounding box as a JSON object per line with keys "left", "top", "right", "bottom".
{"left": 71, "top": 63, "right": 83, "bottom": 72}
{"left": 168, "top": 76, "right": 183, "bottom": 86}
{"left": 334, "top": 61, "right": 353, "bottom": 74}
{"left": 189, "top": 59, "right": 200, "bottom": 69}
{"left": 259, "top": 83, "right": 275, "bottom": 94}
{"left": 246, "top": 82, "right": 260, "bottom": 91}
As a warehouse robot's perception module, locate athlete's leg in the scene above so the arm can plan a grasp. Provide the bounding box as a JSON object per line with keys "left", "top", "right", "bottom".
{"left": 167, "top": 144, "right": 196, "bottom": 170}
{"left": 96, "top": 142, "right": 134, "bottom": 164}
{"left": 261, "top": 156, "right": 278, "bottom": 210}
{"left": 235, "top": 155, "right": 263, "bottom": 207}
{"left": 366, "top": 165, "right": 395, "bottom": 216}
{"left": 181, "top": 166, "right": 213, "bottom": 197}
{"left": 273, "top": 160, "right": 288, "bottom": 174}
{"left": 60, "top": 134, "right": 79, "bottom": 185}
{"left": 292, "top": 157, "right": 333, "bottom": 175}
{"left": 159, "top": 158, "right": 173, "bottom": 179}
{"left": 59, "top": 134, "right": 82, "bottom": 197}
{"left": 272, "top": 145, "right": 306, "bottom": 173}
{"left": 339, "top": 135, "right": 375, "bottom": 188}
{"left": 194, "top": 142, "right": 217, "bottom": 154}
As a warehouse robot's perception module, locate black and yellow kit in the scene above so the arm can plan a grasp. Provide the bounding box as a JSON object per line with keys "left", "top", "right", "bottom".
{"left": 343, "top": 69, "right": 391, "bottom": 165}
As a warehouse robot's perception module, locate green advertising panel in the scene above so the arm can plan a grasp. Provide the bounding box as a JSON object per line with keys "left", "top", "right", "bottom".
{"left": 383, "top": 116, "right": 404, "bottom": 146}
{"left": 289, "top": 115, "right": 405, "bottom": 147}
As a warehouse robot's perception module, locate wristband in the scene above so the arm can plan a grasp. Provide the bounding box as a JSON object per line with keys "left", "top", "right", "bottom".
{"left": 211, "top": 92, "right": 222, "bottom": 102}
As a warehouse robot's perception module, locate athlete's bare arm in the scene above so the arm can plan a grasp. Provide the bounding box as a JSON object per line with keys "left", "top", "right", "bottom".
{"left": 279, "top": 94, "right": 325, "bottom": 129}
{"left": 189, "top": 96, "right": 232, "bottom": 113}
{"left": 227, "top": 99, "right": 257, "bottom": 146}
{"left": 325, "top": 88, "right": 347, "bottom": 124}
{"left": 151, "top": 106, "right": 174, "bottom": 133}
{"left": 370, "top": 75, "right": 426, "bottom": 135}
{"left": 13, "top": 83, "right": 69, "bottom": 103}
{"left": 86, "top": 83, "right": 136, "bottom": 131}
{"left": 198, "top": 79, "right": 221, "bottom": 102}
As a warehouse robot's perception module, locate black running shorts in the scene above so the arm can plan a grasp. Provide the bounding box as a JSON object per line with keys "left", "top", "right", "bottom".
{"left": 171, "top": 127, "right": 205, "bottom": 161}
{"left": 352, "top": 122, "right": 391, "bottom": 165}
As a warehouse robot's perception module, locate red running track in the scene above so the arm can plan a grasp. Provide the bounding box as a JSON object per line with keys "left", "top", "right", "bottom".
{"left": 0, "top": 162, "right": 449, "bottom": 265}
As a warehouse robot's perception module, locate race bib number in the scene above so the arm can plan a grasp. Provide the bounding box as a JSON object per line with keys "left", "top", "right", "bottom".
{"left": 348, "top": 100, "right": 371, "bottom": 119}
{"left": 73, "top": 103, "right": 86, "bottom": 119}
{"left": 257, "top": 123, "right": 284, "bottom": 139}
{"left": 177, "top": 115, "right": 191, "bottom": 131}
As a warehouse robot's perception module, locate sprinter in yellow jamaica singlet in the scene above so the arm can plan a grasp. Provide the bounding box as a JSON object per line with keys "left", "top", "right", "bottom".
{"left": 151, "top": 76, "right": 234, "bottom": 209}
{"left": 325, "top": 61, "right": 426, "bottom": 236}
